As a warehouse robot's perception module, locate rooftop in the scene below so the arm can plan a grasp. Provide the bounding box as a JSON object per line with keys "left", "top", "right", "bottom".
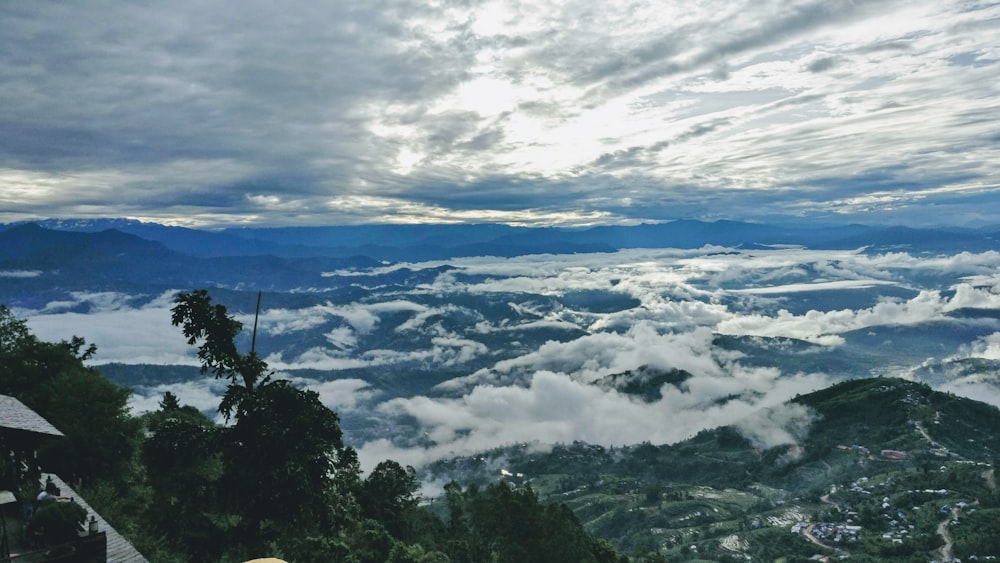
{"left": 43, "top": 473, "right": 148, "bottom": 563}
{"left": 0, "top": 395, "right": 63, "bottom": 437}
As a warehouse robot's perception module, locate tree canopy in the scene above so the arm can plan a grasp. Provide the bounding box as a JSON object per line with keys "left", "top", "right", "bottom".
{"left": 0, "top": 305, "right": 139, "bottom": 487}
{"left": 0, "top": 294, "right": 623, "bottom": 562}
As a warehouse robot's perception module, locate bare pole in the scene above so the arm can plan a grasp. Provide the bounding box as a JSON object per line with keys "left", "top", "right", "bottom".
{"left": 250, "top": 290, "right": 262, "bottom": 357}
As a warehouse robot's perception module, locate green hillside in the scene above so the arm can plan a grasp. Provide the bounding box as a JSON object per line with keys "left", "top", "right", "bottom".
{"left": 425, "top": 377, "right": 1000, "bottom": 561}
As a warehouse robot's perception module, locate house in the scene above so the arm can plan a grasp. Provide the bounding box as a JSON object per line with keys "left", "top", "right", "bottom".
{"left": 0, "top": 394, "right": 147, "bottom": 562}
{"left": 0, "top": 394, "right": 64, "bottom": 484}
{"left": 0, "top": 395, "right": 64, "bottom": 438}
{"left": 880, "top": 449, "right": 908, "bottom": 461}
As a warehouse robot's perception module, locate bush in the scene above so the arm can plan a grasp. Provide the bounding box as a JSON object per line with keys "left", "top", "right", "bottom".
{"left": 29, "top": 501, "right": 87, "bottom": 546}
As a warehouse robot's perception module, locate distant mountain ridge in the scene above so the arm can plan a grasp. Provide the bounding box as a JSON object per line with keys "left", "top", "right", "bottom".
{"left": 3, "top": 218, "right": 999, "bottom": 260}
{"left": 0, "top": 223, "right": 382, "bottom": 307}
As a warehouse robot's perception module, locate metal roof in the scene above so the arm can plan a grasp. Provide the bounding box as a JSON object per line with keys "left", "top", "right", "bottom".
{"left": 0, "top": 395, "right": 63, "bottom": 437}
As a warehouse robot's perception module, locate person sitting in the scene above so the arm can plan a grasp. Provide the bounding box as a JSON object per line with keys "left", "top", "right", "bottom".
{"left": 36, "top": 480, "right": 63, "bottom": 505}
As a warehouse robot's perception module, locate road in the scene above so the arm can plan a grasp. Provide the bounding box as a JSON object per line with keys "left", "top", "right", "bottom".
{"left": 935, "top": 507, "right": 958, "bottom": 562}
{"left": 801, "top": 524, "right": 833, "bottom": 556}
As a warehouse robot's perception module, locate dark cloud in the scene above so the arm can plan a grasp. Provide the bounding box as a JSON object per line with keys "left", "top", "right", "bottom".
{"left": 576, "top": 0, "right": 881, "bottom": 98}
{"left": 0, "top": 0, "right": 998, "bottom": 227}
{"left": 806, "top": 56, "right": 838, "bottom": 73}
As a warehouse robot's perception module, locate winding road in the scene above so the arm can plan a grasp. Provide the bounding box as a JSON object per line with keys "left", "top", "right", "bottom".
{"left": 935, "top": 507, "right": 958, "bottom": 562}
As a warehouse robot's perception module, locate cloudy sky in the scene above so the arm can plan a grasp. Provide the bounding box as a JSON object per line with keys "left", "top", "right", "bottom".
{"left": 2, "top": 0, "right": 999, "bottom": 228}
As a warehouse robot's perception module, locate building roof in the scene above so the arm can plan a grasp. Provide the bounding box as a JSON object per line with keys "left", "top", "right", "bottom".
{"left": 43, "top": 473, "right": 149, "bottom": 563}
{"left": 0, "top": 395, "right": 63, "bottom": 437}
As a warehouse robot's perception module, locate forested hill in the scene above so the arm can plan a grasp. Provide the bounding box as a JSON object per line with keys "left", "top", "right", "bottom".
{"left": 793, "top": 377, "right": 1000, "bottom": 460}
{"left": 428, "top": 377, "right": 1000, "bottom": 492}
{"left": 424, "top": 377, "right": 1000, "bottom": 560}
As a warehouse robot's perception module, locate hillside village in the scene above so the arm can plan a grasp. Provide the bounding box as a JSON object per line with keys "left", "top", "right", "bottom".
{"left": 424, "top": 378, "right": 1000, "bottom": 561}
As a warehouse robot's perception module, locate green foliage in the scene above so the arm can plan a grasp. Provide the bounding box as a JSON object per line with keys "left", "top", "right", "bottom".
{"left": 4, "top": 294, "right": 627, "bottom": 562}
{"left": 952, "top": 508, "right": 1000, "bottom": 558}
{"left": 37, "top": 367, "right": 141, "bottom": 484}
{"left": 170, "top": 289, "right": 269, "bottom": 418}
{"left": 142, "top": 414, "right": 225, "bottom": 559}
{"left": 28, "top": 500, "right": 88, "bottom": 546}
{"left": 160, "top": 291, "right": 361, "bottom": 558}
{"left": 443, "top": 481, "right": 627, "bottom": 563}
{"left": 221, "top": 379, "right": 349, "bottom": 551}
{"left": 361, "top": 460, "right": 420, "bottom": 538}
{"left": 0, "top": 305, "right": 141, "bottom": 486}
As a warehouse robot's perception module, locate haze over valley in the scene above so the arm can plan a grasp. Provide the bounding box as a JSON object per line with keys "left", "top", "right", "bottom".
{"left": 5, "top": 220, "right": 1000, "bottom": 473}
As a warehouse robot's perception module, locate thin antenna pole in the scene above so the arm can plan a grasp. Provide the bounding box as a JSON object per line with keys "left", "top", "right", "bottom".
{"left": 250, "top": 290, "right": 262, "bottom": 356}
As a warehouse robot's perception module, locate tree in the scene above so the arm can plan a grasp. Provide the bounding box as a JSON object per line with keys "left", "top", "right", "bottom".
{"left": 443, "top": 481, "right": 626, "bottom": 563}
{"left": 159, "top": 390, "right": 181, "bottom": 411}
{"left": 169, "top": 290, "right": 357, "bottom": 558}
{"left": 361, "top": 460, "right": 420, "bottom": 538}
{"left": 0, "top": 305, "right": 139, "bottom": 486}
{"left": 170, "top": 289, "right": 268, "bottom": 419}
{"left": 141, "top": 399, "right": 224, "bottom": 560}
{"left": 222, "top": 381, "right": 346, "bottom": 535}
{"left": 163, "top": 290, "right": 624, "bottom": 562}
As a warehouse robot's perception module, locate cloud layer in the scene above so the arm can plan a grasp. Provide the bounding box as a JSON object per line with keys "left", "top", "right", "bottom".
{"left": 2, "top": 1, "right": 999, "bottom": 226}
{"left": 18, "top": 246, "right": 1000, "bottom": 469}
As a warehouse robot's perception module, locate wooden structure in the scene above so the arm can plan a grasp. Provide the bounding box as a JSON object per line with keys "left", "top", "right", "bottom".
{"left": 0, "top": 395, "right": 147, "bottom": 562}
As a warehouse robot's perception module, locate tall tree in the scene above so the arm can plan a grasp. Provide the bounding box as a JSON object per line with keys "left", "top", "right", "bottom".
{"left": 169, "top": 290, "right": 357, "bottom": 558}
{"left": 170, "top": 289, "right": 268, "bottom": 419}
{"left": 141, "top": 397, "right": 223, "bottom": 560}
{"left": 360, "top": 460, "right": 420, "bottom": 538}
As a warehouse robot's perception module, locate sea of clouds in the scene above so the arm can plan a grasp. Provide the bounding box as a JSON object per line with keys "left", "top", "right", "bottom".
{"left": 18, "top": 247, "right": 1000, "bottom": 470}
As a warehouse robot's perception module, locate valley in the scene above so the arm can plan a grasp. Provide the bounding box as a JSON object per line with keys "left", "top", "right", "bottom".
{"left": 4, "top": 220, "right": 1000, "bottom": 559}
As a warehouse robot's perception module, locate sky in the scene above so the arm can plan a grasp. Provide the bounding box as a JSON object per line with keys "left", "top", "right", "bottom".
{"left": 2, "top": 0, "right": 999, "bottom": 228}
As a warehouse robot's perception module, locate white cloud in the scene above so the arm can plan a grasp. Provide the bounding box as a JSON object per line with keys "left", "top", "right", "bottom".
{"left": 359, "top": 368, "right": 828, "bottom": 470}
{"left": 324, "top": 326, "right": 359, "bottom": 350}
{"left": 353, "top": 246, "right": 1000, "bottom": 469}
{"left": 3, "top": 1, "right": 1000, "bottom": 226}
{"left": 716, "top": 285, "right": 1000, "bottom": 344}
{"left": 288, "top": 377, "right": 379, "bottom": 412}
{"left": 129, "top": 375, "right": 380, "bottom": 426}
{"left": 128, "top": 378, "right": 230, "bottom": 420}
{"left": 263, "top": 348, "right": 371, "bottom": 371}
{"left": 735, "top": 403, "right": 817, "bottom": 450}
{"left": 0, "top": 270, "right": 41, "bottom": 278}
{"left": 21, "top": 290, "right": 196, "bottom": 365}
{"left": 255, "top": 306, "right": 331, "bottom": 336}
{"left": 14, "top": 246, "right": 1000, "bottom": 473}
{"left": 936, "top": 381, "right": 1000, "bottom": 409}
{"left": 316, "top": 300, "right": 429, "bottom": 335}
{"left": 950, "top": 332, "right": 1000, "bottom": 361}
{"left": 732, "top": 280, "right": 898, "bottom": 294}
